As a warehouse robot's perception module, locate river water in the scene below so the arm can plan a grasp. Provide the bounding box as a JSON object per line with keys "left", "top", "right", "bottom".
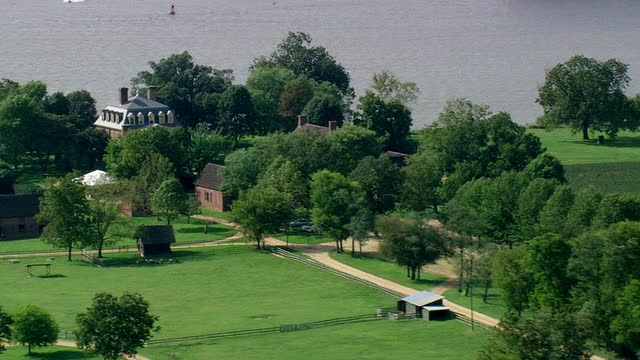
{"left": 2, "top": 0, "right": 639, "bottom": 127}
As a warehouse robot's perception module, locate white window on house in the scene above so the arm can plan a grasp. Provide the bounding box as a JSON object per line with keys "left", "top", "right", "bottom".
{"left": 167, "top": 111, "right": 174, "bottom": 124}
{"left": 148, "top": 112, "right": 155, "bottom": 124}
{"left": 138, "top": 113, "right": 144, "bottom": 125}
{"left": 115, "top": 114, "right": 120, "bottom": 123}
{"left": 109, "top": 113, "right": 114, "bottom": 122}
{"left": 127, "top": 113, "right": 135, "bottom": 125}
{"left": 158, "top": 111, "right": 165, "bottom": 124}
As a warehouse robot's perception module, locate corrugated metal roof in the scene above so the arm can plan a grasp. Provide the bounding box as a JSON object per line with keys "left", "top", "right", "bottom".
{"left": 401, "top": 291, "right": 444, "bottom": 307}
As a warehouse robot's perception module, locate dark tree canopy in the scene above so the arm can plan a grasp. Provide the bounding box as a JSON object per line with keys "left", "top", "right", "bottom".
{"left": 254, "top": 32, "right": 351, "bottom": 93}
{"left": 246, "top": 66, "right": 296, "bottom": 132}
{"left": 76, "top": 292, "right": 158, "bottom": 360}
{"left": 13, "top": 305, "right": 59, "bottom": 355}
{"left": 217, "top": 85, "right": 258, "bottom": 147}
{"left": 0, "top": 306, "right": 12, "bottom": 353}
{"left": 132, "top": 51, "right": 233, "bottom": 127}
{"left": 537, "top": 55, "right": 631, "bottom": 139}
{"left": 355, "top": 91, "right": 413, "bottom": 152}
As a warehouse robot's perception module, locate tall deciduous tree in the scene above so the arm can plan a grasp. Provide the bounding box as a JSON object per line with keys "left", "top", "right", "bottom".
{"left": 246, "top": 66, "right": 296, "bottom": 132}
{"left": 526, "top": 234, "right": 574, "bottom": 309}
{"left": 378, "top": 214, "right": 450, "bottom": 280}
{"left": 37, "top": 174, "right": 93, "bottom": 261}
{"left": 278, "top": 76, "right": 314, "bottom": 124}
{"left": 537, "top": 55, "right": 631, "bottom": 139}
{"left": 349, "top": 155, "right": 403, "bottom": 214}
{"left": 611, "top": 279, "right": 640, "bottom": 354}
{"left": 537, "top": 185, "right": 575, "bottom": 236}
{"left": 310, "top": 170, "right": 365, "bottom": 253}
{"left": 400, "top": 152, "right": 444, "bottom": 213}
{"left": 303, "top": 82, "right": 345, "bottom": 127}
{"left": 254, "top": 32, "right": 351, "bottom": 93}
{"left": 492, "top": 247, "right": 532, "bottom": 315}
{"left": 151, "top": 178, "right": 188, "bottom": 225}
{"left": 370, "top": 70, "right": 420, "bottom": 106}
{"left": 12, "top": 305, "right": 58, "bottom": 355}
{"left": 231, "top": 187, "right": 293, "bottom": 249}
{"left": 66, "top": 90, "right": 97, "bottom": 128}
{"left": 76, "top": 292, "right": 158, "bottom": 360}
{"left": 217, "top": 85, "right": 257, "bottom": 147}
{"left": 132, "top": 51, "right": 233, "bottom": 127}
{"left": 355, "top": 91, "right": 413, "bottom": 152}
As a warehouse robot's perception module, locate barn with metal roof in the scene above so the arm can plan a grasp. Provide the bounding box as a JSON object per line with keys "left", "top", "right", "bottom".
{"left": 397, "top": 290, "right": 450, "bottom": 320}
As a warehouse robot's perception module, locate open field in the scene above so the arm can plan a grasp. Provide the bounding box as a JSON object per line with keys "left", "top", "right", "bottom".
{"left": 1, "top": 346, "right": 99, "bottom": 360}
{"left": 530, "top": 128, "right": 640, "bottom": 195}
{"left": 0, "top": 246, "right": 488, "bottom": 359}
{"left": 0, "top": 216, "right": 236, "bottom": 255}
{"left": 329, "top": 251, "right": 447, "bottom": 290}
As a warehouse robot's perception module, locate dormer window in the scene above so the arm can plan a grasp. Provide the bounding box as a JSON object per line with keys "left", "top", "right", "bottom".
{"left": 115, "top": 114, "right": 120, "bottom": 123}
{"left": 127, "top": 113, "right": 135, "bottom": 125}
{"left": 158, "top": 111, "right": 165, "bottom": 124}
{"left": 109, "top": 113, "right": 114, "bottom": 122}
{"left": 138, "top": 113, "right": 144, "bottom": 125}
{"left": 167, "top": 111, "right": 174, "bottom": 124}
{"left": 148, "top": 112, "right": 155, "bottom": 124}
{"left": 103, "top": 111, "right": 108, "bottom": 121}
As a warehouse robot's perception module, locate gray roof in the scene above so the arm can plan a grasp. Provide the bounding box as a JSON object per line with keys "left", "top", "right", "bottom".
{"left": 194, "top": 163, "right": 224, "bottom": 191}
{"left": 401, "top": 291, "right": 444, "bottom": 307}
{"left": 0, "top": 193, "right": 40, "bottom": 218}
{"left": 134, "top": 225, "right": 176, "bottom": 245}
{"left": 112, "top": 96, "right": 170, "bottom": 112}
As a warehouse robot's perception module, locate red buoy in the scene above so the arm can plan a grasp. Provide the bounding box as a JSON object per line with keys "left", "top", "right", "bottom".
{"left": 169, "top": 4, "right": 175, "bottom": 15}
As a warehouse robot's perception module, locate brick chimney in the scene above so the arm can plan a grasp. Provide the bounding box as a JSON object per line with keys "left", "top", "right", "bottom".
{"left": 297, "top": 115, "right": 308, "bottom": 127}
{"left": 147, "top": 86, "right": 158, "bottom": 101}
{"left": 328, "top": 121, "right": 337, "bottom": 131}
{"left": 119, "top": 87, "right": 129, "bottom": 105}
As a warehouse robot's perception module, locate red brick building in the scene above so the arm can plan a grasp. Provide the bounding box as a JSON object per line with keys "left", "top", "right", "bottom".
{"left": 194, "top": 163, "right": 229, "bottom": 212}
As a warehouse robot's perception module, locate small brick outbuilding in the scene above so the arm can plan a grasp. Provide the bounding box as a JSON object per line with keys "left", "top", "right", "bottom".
{"left": 194, "top": 163, "right": 229, "bottom": 212}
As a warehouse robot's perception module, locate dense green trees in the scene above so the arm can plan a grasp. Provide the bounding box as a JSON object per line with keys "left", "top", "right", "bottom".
{"left": 12, "top": 305, "right": 58, "bottom": 355}
{"left": 246, "top": 66, "right": 296, "bottom": 132}
{"left": 132, "top": 51, "right": 233, "bottom": 127}
{"left": 254, "top": 32, "right": 351, "bottom": 93}
{"left": 355, "top": 91, "right": 413, "bottom": 152}
{"left": 217, "top": 85, "right": 258, "bottom": 147}
{"left": 76, "top": 292, "right": 158, "bottom": 360}
{"left": 537, "top": 55, "right": 634, "bottom": 139}
{"left": 151, "top": 178, "right": 189, "bottom": 225}
{"left": 349, "top": 155, "right": 403, "bottom": 214}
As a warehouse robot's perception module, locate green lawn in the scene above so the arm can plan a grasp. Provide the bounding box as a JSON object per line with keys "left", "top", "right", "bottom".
{"left": 530, "top": 128, "right": 640, "bottom": 195}
{"left": 528, "top": 128, "right": 640, "bottom": 165}
{"left": 0, "top": 216, "right": 236, "bottom": 255}
{"left": 329, "top": 251, "right": 447, "bottom": 290}
{"left": 1, "top": 346, "right": 99, "bottom": 359}
{"left": 443, "top": 287, "right": 508, "bottom": 320}
{"left": 13, "top": 167, "right": 66, "bottom": 194}
{"left": 144, "top": 320, "right": 488, "bottom": 360}
{"left": 0, "top": 246, "right": 488, "bottom": 359}
{"left": 200, "top": 208, "right": 233, "bottom": 221}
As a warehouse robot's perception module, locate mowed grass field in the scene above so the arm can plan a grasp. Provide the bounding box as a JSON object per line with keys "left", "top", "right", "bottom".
{"left": 0, "top": 246, "right": 488, "bottom": 359}
{"left": 0, "top": 216, "right": 237, "bottom": 255}
{"left": 529, "top": 128, "right": 640, "bottom": 195}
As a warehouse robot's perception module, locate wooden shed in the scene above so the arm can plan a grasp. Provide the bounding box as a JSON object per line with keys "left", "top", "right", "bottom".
{"left": 134, "top": 225, "right": 176, "bottom": 257}
{"left": 397, "top": 291, "right": 450, "bottom": 320}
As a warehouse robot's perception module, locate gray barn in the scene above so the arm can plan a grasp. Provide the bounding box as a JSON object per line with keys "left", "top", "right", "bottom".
{"left": 397, "top": 291, "right": 450, "bottom": 320}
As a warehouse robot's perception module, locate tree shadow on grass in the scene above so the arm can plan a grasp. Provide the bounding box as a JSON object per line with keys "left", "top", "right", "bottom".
{"left": 29, "top": 349, "right": 96, "bottom": 359}
{"left": 175, "top": 226, "right": 232, "bottom": 235}
{"left": 565, "top": 136, "right": 640, "bottom": 148}
{"left": 36, "top": 274, "right": 66, "bottom": 279}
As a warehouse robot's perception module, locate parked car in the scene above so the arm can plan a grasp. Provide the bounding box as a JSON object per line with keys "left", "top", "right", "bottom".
{"left": 289, "top": 218, "right": 311, "bottom": 228}
{"left": 301, "top": 225, "right": 321, "bottom": 233}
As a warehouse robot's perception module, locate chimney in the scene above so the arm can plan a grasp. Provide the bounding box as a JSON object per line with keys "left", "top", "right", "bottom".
{"left": 147, "top": 86, "right": 158, "bottom": 101}
{"left": 328, "top": 121, "right": 337, "bottom": 131}
{"left": 297, "top": 115, "right": 308, "bottom": 127}
{"left": 119, "top": 87, "right": 129, "bottom": 105}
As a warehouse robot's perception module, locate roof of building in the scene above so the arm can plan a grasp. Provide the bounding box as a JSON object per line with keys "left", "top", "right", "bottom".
{"left": 295, "top": 123, "right": 331, "bottom": 135}
{"left": 423, "top": 305, "right": 450, "bottom": 312}
{"left": 111, "top": 96, "right": 170, "bottom": 112}
{"left": 194, "top": 163, "right": 224, "bottom": 191}
{"left": 74, "top": 170, "right": 115, "bottom": 187}
{"left": 134, "top": 225, "right": 176, "bottom": 245}
{"left": 93, "top": 95, "right": 175, "bottom": 131}
{"left": 0, "top": 193, "right": 41, "bottom": 218}
{"left": 401, "top": 291, "right": 444, "bottom": 307}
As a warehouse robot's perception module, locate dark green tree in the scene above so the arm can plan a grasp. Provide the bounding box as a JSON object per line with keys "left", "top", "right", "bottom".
{"left": 400, "top": 152, "right": 444, "bottom": 213}
{"left": 492, "top": 247, "right": 532, "bottom": 315}
{"left": 526, "top": 234, "right": 574, "bottom": 309}
{"left": 246, "top": 66, "right": 296, "bottom": 132}
{"left": 278, "top": 76, "right": 314, "bottom": 125}
{"left": 221, "top": 147, "right": 266, "bottom": 200}
{"left": 217, "top": 85, "right": 257, "bottom": 147}
{"left": 537, "top": 55, "right": 630, "bottom": 139}
{"left": 610, "top": 279, "right": 640, "bottom": 355}
{"left": 76, "top": 292, "right": 159, "bottom": 360}
{"left": 12, "top": 305, "right": 58, "bottom": 355}
{"left": 37, "top": 174, "right": 93, "bottom": 261}
{"left": 514, "top": 178, "right": 560, "bottom": 240}
{"left": 231, "top": 187, "right": 293, "bottom": 249}
{"left": 565, "top": 187, "right": 603, "bottom": 236}
{"left": 537, "top": 185, "right": 575, "bottom": 236}
{"left": 254, "top": 32, "right": 351, "bottom": 93}
{"left": 303, "top": 82, "right": 345, "bottom": 127}
{"left": 349, "top": 155, "right": 403, "bottom": 214}
{"left": 310, "top": 170, "right": 365, "bottom": 253}
{"left": 355, "top": 91, "right": 413, "bottom": 152}
{"left": 324, "top": 125, "right": 382, "bottom": 175}
{"left": 523, "top": 154, "right": 566, "bottom": 183}
{"left": 66, "top": 90, "right": 97, "bottom": 128}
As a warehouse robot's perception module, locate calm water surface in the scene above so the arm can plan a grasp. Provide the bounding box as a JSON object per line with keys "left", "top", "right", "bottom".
{"left": 2, "top": 0, "right": 639, "bottom": 127}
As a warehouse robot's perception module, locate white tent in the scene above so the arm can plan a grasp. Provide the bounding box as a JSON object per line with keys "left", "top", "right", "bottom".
{"left": 75, "top": 170, "right": 114, "bottom": 186}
